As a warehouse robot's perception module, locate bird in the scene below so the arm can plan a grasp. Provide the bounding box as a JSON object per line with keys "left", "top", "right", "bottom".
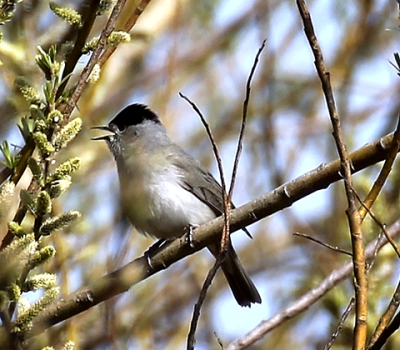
{"left": 93, "top": 103, "right": 261, "bottom": 307}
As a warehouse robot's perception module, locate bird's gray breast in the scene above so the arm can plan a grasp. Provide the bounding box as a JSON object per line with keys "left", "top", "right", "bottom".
{"left": 118, "top": 153, "right": 216, "bottom": 239}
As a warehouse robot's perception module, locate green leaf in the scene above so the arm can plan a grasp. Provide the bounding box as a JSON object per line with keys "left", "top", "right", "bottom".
{"left": 17, "top": 115, "right": 34, "bottom": 142}
{"left": 0, "top": 140, "right": 18, "bottom": 169}
{"left": 20, "top": 190, "right": 37, "bottom": 216}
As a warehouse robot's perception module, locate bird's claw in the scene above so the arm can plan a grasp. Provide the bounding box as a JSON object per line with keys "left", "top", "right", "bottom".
{"left": 144, "top": 239, "right": 168, "bottom": 269}
{"left": 184, "top": 224, "right": 198, "bottom": 248}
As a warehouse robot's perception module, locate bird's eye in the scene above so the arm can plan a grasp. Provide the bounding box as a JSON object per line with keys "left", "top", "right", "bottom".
{"left": 116, "top": 124, "right": 127, "bottom": 132}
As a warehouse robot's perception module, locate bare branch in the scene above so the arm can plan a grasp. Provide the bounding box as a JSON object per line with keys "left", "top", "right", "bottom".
{"left": 368, "top": 279, "right": 400, "bottom": 349}
{"left": 368, "top": 310, "right": 400, "bottom": 350}
{"left": 98, "top": 0, "right": 153, "bottom": 66}
{"left": 359, "top": 116, "right": 400, "bottom": 221}
{"left": 352, "top": 189, "right": 400, "bottom": 259}
{"left": 226, "top": 222, "right": 400, "bottom": 350}
{"left": 63, "top": 0, "right": 129, "bottom": 117}
{"left": 229, "top": 39, "right": 265, "bottom": 196}
{"left": 56, "top": 0, "right": 102, "bottom": 99}
{"left": 296, "top": 1, "right": 367, "bottom": 348}
{"left": 293, "top": 232, "right": 352, "bottom": 256}
{"left": 323, "top": 298, "right": 355, "bottom": 350}
{"left": 178, "top": 93, "right": 228, "bottom": 350}
{"left": 0, "top": 131, "right": 396, "bottom": 345}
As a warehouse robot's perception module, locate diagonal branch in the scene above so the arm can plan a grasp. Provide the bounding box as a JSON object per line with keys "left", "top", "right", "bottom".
{"left": 182, "top": 40, "right": 265, "bottom": 349}
{"left": 293, "top": 232, "right": 352, "bottom": 256}
{"left": 368, "top": 277, "right": 400, "bottom": 350}
{"left": 56, "top": 0, "right": 102, "bottom": 100}
{"left": 0, "top": 131, "right": 396, "bottom": 345}
{"left": 229, "top": 39, "right": 266, "bottom": 197}
{"left": 323, "top": 298, "right": 356, "bottom": 350}
{"left": 178, "top": 93, "right": 227, "bottom": 350}
{"left": 226, "top": 221, "right": 400, "bottom": 350}
{"left": 359, "top": 116, "right": 400, "bottom": 221}
{"left": 98, "top": 0, "right": 153, "bottom": 66}
{"left": 296, "top": 1, "right": 367, "bottom": 348}
{"left": 62, "top": 0, "right": 129, "bottom": 118}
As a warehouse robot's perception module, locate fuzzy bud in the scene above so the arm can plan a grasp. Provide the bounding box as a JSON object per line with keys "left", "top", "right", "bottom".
{"left": 0, "top": 181, "right": 15, "bottom": 223}
{"left": 28, "top": 157, "right": 44, "bottom": 187}
{"left": 97, "top": 0, "right": 113, "bottom": 15}
{"left": 49, "top": 175, "right": 72, "bottom": 198}
{"left": 39, "top": 211, "right": 81, "bottom": 236}
{"left": 0, "top": 235, "right": 36, "bottom": 289}
{"left": 51, "top": 158, "right": 81, "bottom": 180}
{"left": 20, "top": 190, "right": 37, "bottom": 216}
{"left": 47, "top": 110, "right": 63, "bottom": 126}
{"left": 7, "top": 222, "right": 27, "bottom": 238}
{"left": 14, "top": 77, "right": 41, "bottom": 104}
{"left": 34, "top": 120, "right": 48, "bottom": 133}
{"left": 53, "top": 118, "right": 82, "bottom": 150}
{"left": 29, "top": 104, "right": 45, "bottom": 121}
{"left": 14, "top": 286, "right": 59, "bottom": 333}
{"left": 23, "top": 273, "right": 57, "bottom": 292}
{"left": 88, "top": 64, "right": 100, "bottom": 83}
{"left": 48, "top": 176, "right": 72, "bottom": 198}
{"left": 30, "top": 246, "right": 56, "bottom": 268}
{"left": 49, "top": 2, "right": 82, "bottom": 27}
{"left": 82, "top": 37, "right": 99, "bottom": 54}
{"left": 36, "top": 191, "right": 52, "bottom": 217}
{"left": 107, "top": 31, "right": 131, "bottom": 46}
{"left": 33, "top": 132, "right": 55, "bottom": 158}
{"left": 8, "top": 283, "right": 21, "bottom": 302}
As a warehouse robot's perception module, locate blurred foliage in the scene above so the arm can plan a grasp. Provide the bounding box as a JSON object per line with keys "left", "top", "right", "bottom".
{"left": 0, "top": 0, "right": 400, "bottom": 349}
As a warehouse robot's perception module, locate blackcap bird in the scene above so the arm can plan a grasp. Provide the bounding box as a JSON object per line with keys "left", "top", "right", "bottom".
{"left": 93, "top": 104, "right": 261, "bottom": 307}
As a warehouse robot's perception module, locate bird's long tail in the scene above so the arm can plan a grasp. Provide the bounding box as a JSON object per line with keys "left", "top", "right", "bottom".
{"left": 208, "top": 242, "right": 261, "bottom": 307}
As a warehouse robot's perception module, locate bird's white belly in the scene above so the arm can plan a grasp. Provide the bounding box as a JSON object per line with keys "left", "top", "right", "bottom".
{"left": 121, "top": 169, "right": 216, "bottom": 239}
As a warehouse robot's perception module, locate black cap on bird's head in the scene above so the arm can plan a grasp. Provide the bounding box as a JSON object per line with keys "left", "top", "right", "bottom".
{"left": 92, "top": 104, "right": 161, "bottom": 141}
{"left": 109, "top": 104, "right": 161, "bottom": 131}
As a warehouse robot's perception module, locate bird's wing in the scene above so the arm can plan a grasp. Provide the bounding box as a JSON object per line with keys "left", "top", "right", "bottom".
{"left": 167, "top": 149, "right": 223, "bottom": 212}
{"left": 168, "top": 147, "right": 253, "bottom": 238}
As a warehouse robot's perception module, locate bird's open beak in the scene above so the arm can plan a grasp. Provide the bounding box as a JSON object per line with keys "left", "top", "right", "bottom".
{"left": 91, "top": 126, "right": 113, "bottom": 141}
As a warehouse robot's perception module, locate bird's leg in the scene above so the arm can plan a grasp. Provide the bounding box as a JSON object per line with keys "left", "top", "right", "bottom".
{"left": 144, "top": 224, "right": 198, "bottom": 269}
{"left": 144, "top": 239, "right": 169, "bottom": 269}
{"left": 148, "top": 238, "right": 167, "bottom": 252}
{"left": 184, "top": 224, "right": 198, "bottom": 248}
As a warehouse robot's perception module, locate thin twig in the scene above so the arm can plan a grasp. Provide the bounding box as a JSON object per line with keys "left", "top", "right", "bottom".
{"left": 323, "top": 297, "right": 355, "bottom": 350}
{"left": 293, "top": 232, "right": 352, "bottom": 256}
{"left": 56, "top": 0, "right": 102, "bottom": 100}
{"left": 179, "top": 93, "right": 227, "bottom": 194}
{"left": 368, "top": 311, "right": 400, "bottom": 350}
{"left": 186, "top": 41, "right": 266, "bottom": 349}
{"left": 178, "top": 93, "right": 230, "bottom": 251}
{"left": 1, "top": 137, "right": 397, "bottom": 344}
{"left": 296, "top": 1, "right": 367, "bottom": 349}
{"left": 225, "top": 224, "right": 397, "bottom": 350}
{"left": 98, "top": 0, "right": 153, "bottom": 66}
{"left": 187, "top": 258, "right": 224, "bottom": 350}
{"left": 361, "top": 124, "right": 400, "bottom": 348}
{"left": 352, "top": 188, "right": 400, "bottom": 259}
{"left": 178, "top": 93, "right": 228, "bottom": 350}
{"left": 229, "top": 39, "right": 266, "bottom": 196}
{"left": 359, "top": 115, "right": 400, "bottom": 221}
{"left": 370, "top": 233, "right": 384, "bottom": 270}
{"left": 63, "top": 0, "right": 129, "bottom": 118}
{"left": 368, "top": 278, "right": 400, "bottom": 349}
